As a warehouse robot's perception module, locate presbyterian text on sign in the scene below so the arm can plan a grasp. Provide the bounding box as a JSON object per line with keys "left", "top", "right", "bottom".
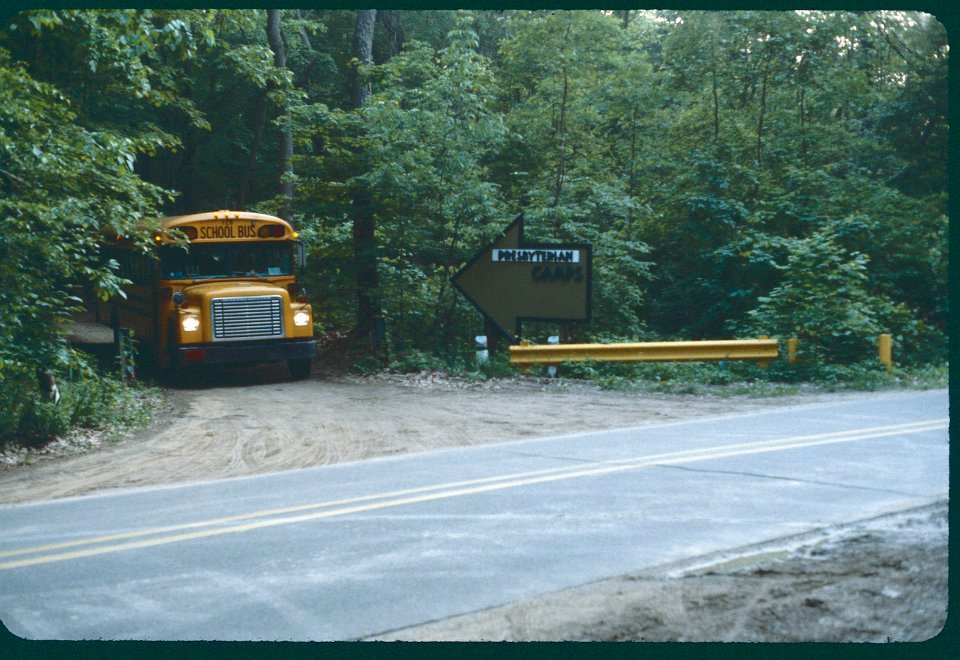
{"left": 492, "top": 249, "right": 580, "bottom": 264}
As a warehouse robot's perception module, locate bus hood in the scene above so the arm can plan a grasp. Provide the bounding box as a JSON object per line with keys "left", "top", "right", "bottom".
{"left": 177, "top": 280, "right": 290, "bottom": 305}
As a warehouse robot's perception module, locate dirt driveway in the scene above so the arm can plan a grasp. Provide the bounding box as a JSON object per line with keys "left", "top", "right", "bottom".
{"left": 0, "top": 364, "right": 856, "bottom": 504}
{"left": 0, "top": 366, "right": 947, "bottom": 642}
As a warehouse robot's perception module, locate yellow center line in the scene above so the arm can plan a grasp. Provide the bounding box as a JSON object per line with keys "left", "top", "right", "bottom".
{"left": 0, "top": 418, "right": 946, "bottom": 571}
{"left": 0, "top": 418, "right": 937, "bottom": 560}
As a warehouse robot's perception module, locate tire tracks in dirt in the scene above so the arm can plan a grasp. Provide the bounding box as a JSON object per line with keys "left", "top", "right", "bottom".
{"left": 0, "top": 369, "right": 869, "bottom": 505}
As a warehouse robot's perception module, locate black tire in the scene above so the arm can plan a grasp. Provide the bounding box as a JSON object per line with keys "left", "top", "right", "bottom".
{"left": 288, "top": 358, "right": 312, "bottom": 380}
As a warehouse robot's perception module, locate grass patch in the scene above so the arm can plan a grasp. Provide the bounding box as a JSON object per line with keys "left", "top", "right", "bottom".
{"left": 360, "top": 335, "right": 949, "bottom": 397}
{"left": 549, "top": 360, "right": 790, "bottom": 396}
{"left": 466, "top": 356, "right": 948, "bottom": 397}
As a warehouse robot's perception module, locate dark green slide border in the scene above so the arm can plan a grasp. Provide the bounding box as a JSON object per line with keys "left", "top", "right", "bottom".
{"left": 0, "top": 0, "right": 955, "bottom": 658}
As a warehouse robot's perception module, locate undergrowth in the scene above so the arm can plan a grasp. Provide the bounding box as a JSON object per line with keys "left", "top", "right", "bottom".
{"left": 0, "top": 363, "right": 161, "bottom": 450}
{"left": 1, "top": 341, "right": 945, "bottom": 459}
{"left": 371, "top": 344, "right": 947, "bottom": 397}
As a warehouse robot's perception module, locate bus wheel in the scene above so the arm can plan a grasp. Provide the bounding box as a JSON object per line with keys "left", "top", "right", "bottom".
{"left": 288, "top": 358, "right": 312, "bottom": 380}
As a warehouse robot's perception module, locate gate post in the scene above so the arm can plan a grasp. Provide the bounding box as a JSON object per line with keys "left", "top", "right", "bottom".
{"left": 787, "top": 338, "right": 799, "bottom": 364}
{"left": 878, "top": 334, "right": 893, "bottom": 372}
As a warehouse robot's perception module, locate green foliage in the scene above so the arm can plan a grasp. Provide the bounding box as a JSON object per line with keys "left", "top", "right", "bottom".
{"left": 559, "top": 359, "right": 772, "bottom": 393}
{"left": 743, "top": 227, "right": 883, "bottom": 363}
{"left": 12, "top": 397, "right": 69, "bottom": 445}
{"left": 0, "top": 42, "right": 172, "bottom": 372}
{"left": 495, "top": 11, "right": 656, "bottom": 339}
{"left": 476, "top": 351, "right": 517, "bottom": 379}
{"left": 781, "top": 360, "right": 932, "bottom": 392}
{"left": 0, "top": 8, "right": 948, "bottom": 393}
{"left": 388, "top": 349, "right": 450, "bottom": 374}
{"left": 292, "top": 11, "right": 508, "bottom": 352}
{"left": 0, "top": 362, "right": 160, "bottom": 448}
{"left": 525, "top": 354, "right": 946, "bottom": 396}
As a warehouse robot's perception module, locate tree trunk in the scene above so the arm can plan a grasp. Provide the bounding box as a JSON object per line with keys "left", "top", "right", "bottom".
{"left": 552, "top": 64, "right": 569, "bottom": 216}
{"left": 797, "top": 57, "right": 808, "bottom": 166}
{"left": 351, "top": 10, "right": 376, "bottom": 108}
{"left": 295, "top": 9, "right": 313, "bottom": 50}
{"left": 627, "top": 108, "right": 637, "bottom": 237}
{"left": 380, "top": 10, "right": 405, "bottom": 59}
{"left": 756, "top": 65, "right": 767, "bottom": 169}
{"left": 352, "top": 186, "right": 380, "bottom": 343}
{"left": 267, "top": 9, "right": 294, "bottom": 219}
{"left": 799, "top": 82, "right": 808, "bottom": 166}
{"left": 237, "top": 96, "right": 267, "bottom": 209}
{"left": 350, "top": 9, "right": 384, "bottom": 355}
{"left": 711, "top": 36, "right": 720, "bottom": 143}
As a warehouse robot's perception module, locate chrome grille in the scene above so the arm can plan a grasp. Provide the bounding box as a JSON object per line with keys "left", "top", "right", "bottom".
{"left": 211, "top": 296, "right": 284, "bottom": 341}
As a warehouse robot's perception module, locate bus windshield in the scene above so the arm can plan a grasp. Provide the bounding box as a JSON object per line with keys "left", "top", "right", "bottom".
{"left": 160, "top": 242, "right": 294, "bottom": 280}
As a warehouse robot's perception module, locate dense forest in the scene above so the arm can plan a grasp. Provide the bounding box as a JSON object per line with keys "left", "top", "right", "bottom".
{"left": 0, "top": 9, "right": 949, "bottom": 391}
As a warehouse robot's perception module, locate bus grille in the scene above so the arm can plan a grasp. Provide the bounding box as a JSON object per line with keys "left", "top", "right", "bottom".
{"left": 211, "top": 296, "right": 284, "bottom": 341}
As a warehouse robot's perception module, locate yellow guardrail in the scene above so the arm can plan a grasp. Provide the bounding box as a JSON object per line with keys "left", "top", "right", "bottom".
{"left": 509, "top": 338, "right": 780, "bottom": 366}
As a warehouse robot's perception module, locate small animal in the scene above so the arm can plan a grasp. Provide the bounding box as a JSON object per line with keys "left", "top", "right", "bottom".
{"left": 37, "top": 369, "right": 61, "bottom": 405}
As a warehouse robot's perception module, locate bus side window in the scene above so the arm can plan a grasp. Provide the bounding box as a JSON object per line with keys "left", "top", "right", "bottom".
{"left": 132, "top": 253, "right": 150, "bottom": 285}
{"left": 117, "top": 250, "right": 132, "bottom": 281}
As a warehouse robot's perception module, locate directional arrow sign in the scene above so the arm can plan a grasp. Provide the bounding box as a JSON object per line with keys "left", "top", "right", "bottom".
{"left": 452, "top": 214, "right": 592, "bottom": 339}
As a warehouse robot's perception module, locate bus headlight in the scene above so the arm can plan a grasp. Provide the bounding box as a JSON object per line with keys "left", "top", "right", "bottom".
{"left": 293, "top": 309, "right": 311, "bottom": 327}
{"left": 181, "top": 315, "right": 200, "bottom": 333}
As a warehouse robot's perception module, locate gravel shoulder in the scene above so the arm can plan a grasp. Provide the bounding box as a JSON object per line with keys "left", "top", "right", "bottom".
{"left": 370, "top": 501, "right": 947, "bottom": 642}
{"left": 0, "top": 365, "right": 948, "bottom": 642}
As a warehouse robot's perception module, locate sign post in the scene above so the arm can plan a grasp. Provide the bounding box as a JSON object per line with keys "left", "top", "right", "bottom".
{"left": 114, "top": 327, "right": 136, "bottom": 383}
{"left": 452, "top": 215, "right": 592, "bottom": 342}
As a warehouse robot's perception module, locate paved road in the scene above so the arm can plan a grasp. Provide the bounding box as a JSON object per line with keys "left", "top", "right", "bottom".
{"left": 0, "top": 389, "right": 948, "bottom": 641}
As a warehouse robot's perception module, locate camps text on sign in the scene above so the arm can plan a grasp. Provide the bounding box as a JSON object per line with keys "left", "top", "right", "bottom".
{"left": 491, "top": 249, "right": 581, "bottom": 264}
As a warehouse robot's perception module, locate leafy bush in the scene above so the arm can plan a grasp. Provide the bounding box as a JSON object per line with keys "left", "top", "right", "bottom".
{"left": 779, "top": 360, "right": 946, "bottom": 392}
{"left": 388, "top": 349, "right": 451, "bottom": 374}
{"left": 743, "top": 228, "right": 886, "bottom": 365}
{"left": 14, "top": 397, "right": 70, "bottom": 445}
{"left": 509, "top": 338, "right": 947, "bottom": 395}
{"left": 477, "top": 351, "right": 516, "bottom": 379}
{"left": 0, "top": 362, "right": 159, "bottom": 449}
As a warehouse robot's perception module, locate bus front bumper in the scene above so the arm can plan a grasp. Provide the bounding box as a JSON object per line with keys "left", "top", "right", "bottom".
{"left": 176, "top": 339, "right": 317, "bottom": 366}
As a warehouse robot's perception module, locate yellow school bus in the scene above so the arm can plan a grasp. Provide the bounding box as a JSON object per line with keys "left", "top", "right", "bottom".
{"left": 98, "top": 210, "right": 316, "bottom": 379}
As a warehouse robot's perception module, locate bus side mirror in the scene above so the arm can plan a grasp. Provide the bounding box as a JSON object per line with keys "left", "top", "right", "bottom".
{"left": 295, "top": 241, "right": 307, "bottom": 275}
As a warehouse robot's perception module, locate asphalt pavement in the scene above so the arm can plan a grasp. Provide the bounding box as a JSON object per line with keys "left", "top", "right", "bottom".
{"left": 0, "top": 389, "right": 948, "bottom": 640}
